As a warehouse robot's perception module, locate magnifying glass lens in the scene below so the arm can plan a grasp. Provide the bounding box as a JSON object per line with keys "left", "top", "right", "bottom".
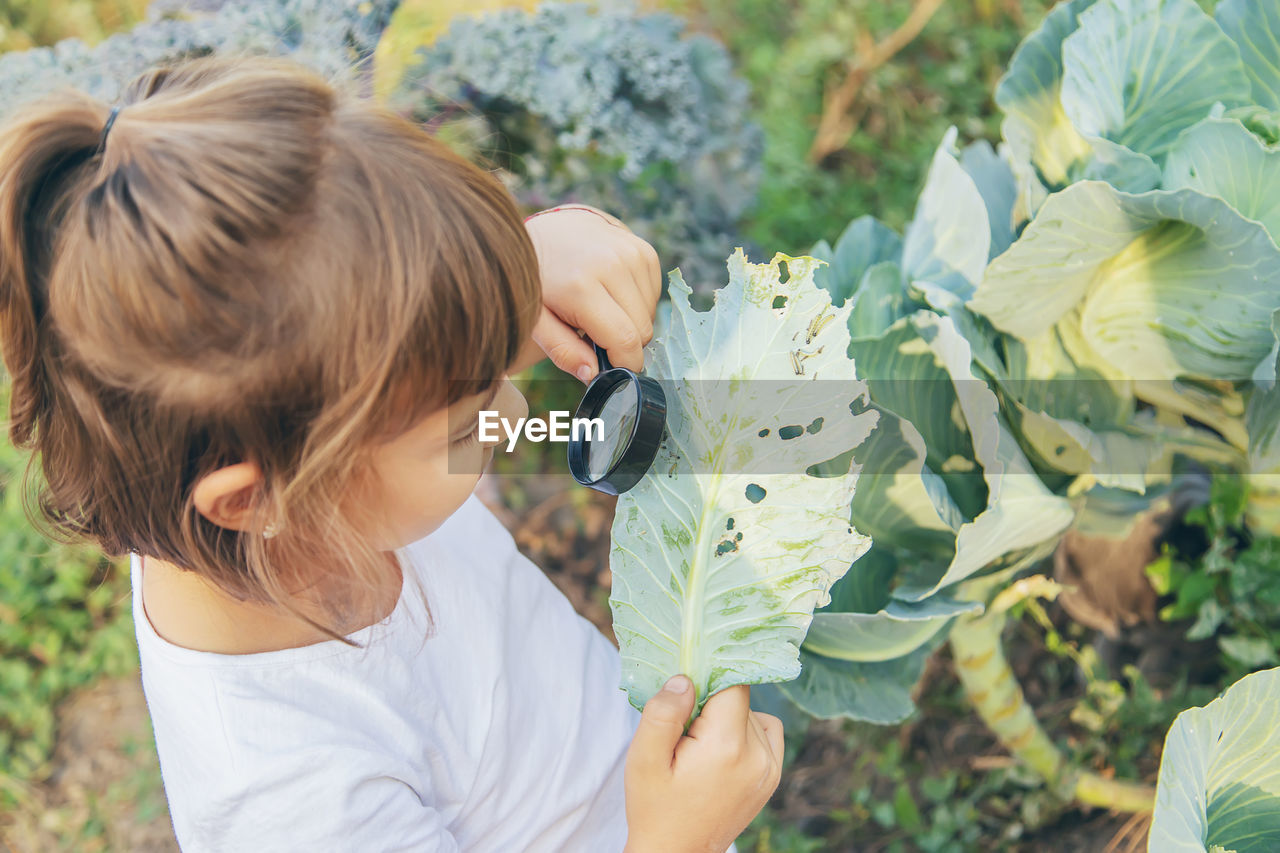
{"left": 567, "top": 341, "right": 666, "bottom": 495}
{"left": 586, "top": 382, "right": 639, "bottom": 481}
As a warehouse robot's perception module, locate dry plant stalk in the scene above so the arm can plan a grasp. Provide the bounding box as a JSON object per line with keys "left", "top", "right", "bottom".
{"left": 808, "top": 0, "right": 947, "bottom": 164}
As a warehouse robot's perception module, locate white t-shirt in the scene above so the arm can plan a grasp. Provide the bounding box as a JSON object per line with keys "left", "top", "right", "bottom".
{"left": 131, "top": 494, "right": 645, "bottom": 852}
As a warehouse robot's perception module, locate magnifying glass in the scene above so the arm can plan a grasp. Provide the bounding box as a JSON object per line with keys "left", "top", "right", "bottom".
{"left": 567, "top": 341, "right": 667, "bottom": 495}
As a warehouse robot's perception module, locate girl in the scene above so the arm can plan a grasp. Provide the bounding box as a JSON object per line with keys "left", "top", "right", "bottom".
{"left": 0, "top": 54, "right": 782, "bottom": 851}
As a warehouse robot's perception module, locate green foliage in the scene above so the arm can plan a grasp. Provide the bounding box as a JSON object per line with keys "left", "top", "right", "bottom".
{"left": 743, "top": 642, "right": 1183, "bottom": 853}
{"left": 0, "top": 432, "right": 136, "bottom": 800}
{"left": 1068, "top": 661, "right": 1214, "bottom": 784}
{"left": 371, "top": 0, "right": 540, "bottom": 100}
{"left": 733, "top": 6, "right": 1280, "bottom": 820}
{"left": 1146, "top": 474, "right": 1280, "bottom": 677}
{"left": 771, "top": 128, "right": 1075, "bottom": 726}
{"left": 0, "top": 0, "right": 150, "bottom": 52}
{"left": 865, "top": 0, "right": 1278, "bottom": 560}
{"left": 962, "top": 0, "right": 1280, "bottom": 527}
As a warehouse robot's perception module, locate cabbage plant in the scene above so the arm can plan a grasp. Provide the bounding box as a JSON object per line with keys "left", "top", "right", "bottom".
{"left": 972, "top": 0, "right": 1280, "bottom": 532}
{"left": 685, "top": 0, "right": 1280, "bottom": 812}
{"left": 1149, "top": 666, "right": 1280, "bottom": 852}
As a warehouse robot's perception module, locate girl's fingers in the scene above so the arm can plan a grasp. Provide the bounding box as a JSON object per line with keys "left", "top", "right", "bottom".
{"left": 753, "top": 711, "right": 784, "bottom": 761}
{"left": 600, "top": 248, "right": 655, "bottom": 347}
{"left": 629, "top": 675, "right": 697, "bottom": 778}
{"left": 557, "top": 283, "right": 646, "bottom": 373}
{"left": 690, "top": 685, "right": 751, "bottom": 753}
{"left": 530, "top": 307, "right": 596, "bottom": 382}
{"left": 643, "top": 239, "right": 663, "bottom": 305}
{"left": 615, "top": 235, "right": 663, "bottom": 313}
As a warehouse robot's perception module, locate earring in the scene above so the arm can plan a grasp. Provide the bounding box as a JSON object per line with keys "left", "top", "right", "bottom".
{"left": 262, "top": 521, "right": 283, "bottom": 539}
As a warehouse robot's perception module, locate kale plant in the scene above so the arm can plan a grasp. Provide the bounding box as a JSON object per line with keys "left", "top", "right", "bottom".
{"left": 388, "top": 1, "right": 765, "bottom": 295}
{"left": 0, "top": 0, "right": 760, "bottom": 295}
{"left": 0, "top": 0, "right": 399, "bottom": 118}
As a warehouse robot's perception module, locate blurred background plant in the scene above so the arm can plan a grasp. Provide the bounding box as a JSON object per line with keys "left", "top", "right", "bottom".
{"left": 654, "top": 0, "right": 1056, "bottom": 252}
{"left": 0, "top": 0, "right": 398, "bottom": 116}
{"left": 1146, "top": 473, "right": 1280, "bottom": 679}
{"left": 0, "top": 1, "right": 150, "bottom": 52}
{"left": 377, "top": 1, "right": 765, "bottom": 296}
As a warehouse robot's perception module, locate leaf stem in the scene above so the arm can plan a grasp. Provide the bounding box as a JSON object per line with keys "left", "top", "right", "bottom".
{"left": 1074, "top": 770, "right": 1155, "bottom": 813}
{"left": 948, "top": 595, "right": 1155, "bottom": 813}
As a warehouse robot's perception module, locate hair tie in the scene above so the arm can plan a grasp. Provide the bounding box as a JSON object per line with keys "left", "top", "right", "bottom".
{"left": 97, "top": 105, "right": 122, "bottom": 155}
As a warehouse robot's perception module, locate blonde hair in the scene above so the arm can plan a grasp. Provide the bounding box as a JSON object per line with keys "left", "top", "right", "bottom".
{"left": 0, "top": 54, "right": 541, "bottom": 643}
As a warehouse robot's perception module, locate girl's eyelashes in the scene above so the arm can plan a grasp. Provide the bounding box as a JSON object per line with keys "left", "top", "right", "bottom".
{"left": 452, "top": 422, "right": 481, "bottom": 448}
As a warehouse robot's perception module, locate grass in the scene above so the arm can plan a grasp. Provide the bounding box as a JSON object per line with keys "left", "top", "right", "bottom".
{"left": 0, "top": 428, "right": 138, "bottom": 808}
{"left": 649, "top": 0, "right": 1057, "bottom": 252}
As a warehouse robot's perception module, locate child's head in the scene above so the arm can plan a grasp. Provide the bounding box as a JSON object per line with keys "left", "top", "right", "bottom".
{"left": 0, "top": 54, "right": 540, "bottom": 640}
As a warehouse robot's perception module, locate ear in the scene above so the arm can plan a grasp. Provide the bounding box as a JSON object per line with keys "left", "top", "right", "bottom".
{"left": 192, "top": 462, "right": 265, "bottom": 532}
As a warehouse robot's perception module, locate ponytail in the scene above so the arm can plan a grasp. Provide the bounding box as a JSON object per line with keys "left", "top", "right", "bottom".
{"left": 0, "top": 93, "right": 106, "bottom": 448}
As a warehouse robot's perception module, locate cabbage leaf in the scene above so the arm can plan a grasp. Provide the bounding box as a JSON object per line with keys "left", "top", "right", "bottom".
{"left": 609, "top": 249, "right": 876, "bottom": 711}
{"left": 1060, "top": 0, "right": 1251, "bottom": 163}
{"left": 1150, "top": 666, "right": 1280, "bottom": 852}
{"left": 969, "top": 182, "right": 1280, "bottom": 382}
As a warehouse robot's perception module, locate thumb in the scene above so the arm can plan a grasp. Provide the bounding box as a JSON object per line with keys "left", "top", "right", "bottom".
{"left": 627, "top": 675, "right": 696, "bottom": 776}
{"left": 531, "top": 308, "right": 597, "bottom": 383}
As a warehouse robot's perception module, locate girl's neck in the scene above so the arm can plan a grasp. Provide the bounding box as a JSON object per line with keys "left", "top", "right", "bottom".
{"left": 139, "top": 553, "right": 402, "bottom": 655}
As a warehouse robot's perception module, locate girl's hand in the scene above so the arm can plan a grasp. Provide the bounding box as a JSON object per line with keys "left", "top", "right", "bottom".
{"left": 623, "top": 676, "right": 784, "bottom": 853}
{"left": 516, "top": 205, "right": 662, "bottom": 381}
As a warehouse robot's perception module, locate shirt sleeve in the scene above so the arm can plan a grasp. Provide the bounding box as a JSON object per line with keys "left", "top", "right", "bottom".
{"left": 183, "top": 769, "right": 461, "bottom": 853}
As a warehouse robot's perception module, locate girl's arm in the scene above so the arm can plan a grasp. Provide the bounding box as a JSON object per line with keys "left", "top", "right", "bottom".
{"left": 514, "top": 205, "right": 662, "bottom": 380}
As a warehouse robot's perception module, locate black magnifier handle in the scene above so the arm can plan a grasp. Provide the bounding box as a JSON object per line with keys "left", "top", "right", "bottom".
{"left": 593, "top": 341, "right": 613, "bottom": 374}
{"left": 570, "top": 335, "right": 667, "bottom": 495}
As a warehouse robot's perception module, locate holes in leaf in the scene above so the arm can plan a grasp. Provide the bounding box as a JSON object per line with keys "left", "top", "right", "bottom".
{"left": 806, "top": 417, "right": 823, "bottom": 435}
{"left": 778, "top": 425, "right": 803, "bottom": 440}
{"left": 758, "top": 428, "right": 770, "bottom": 437}
{"left": 714, "top": 532, "right": 743, "bottom": 556}
{"left": 745, "top": 483, "right": 766, "bottom": 503}
{"left": 772, "top": 295, "right": 788, "bottom": 309}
